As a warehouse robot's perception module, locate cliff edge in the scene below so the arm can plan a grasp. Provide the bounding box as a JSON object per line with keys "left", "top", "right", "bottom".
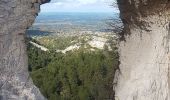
{"left": 114, "top": 0, "right": 170, "bottom": 100}
{"left": 0, "top": 0, "right": 50, "bottom": 99}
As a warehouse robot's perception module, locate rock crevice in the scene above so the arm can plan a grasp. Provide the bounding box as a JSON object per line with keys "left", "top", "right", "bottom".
{"left": 2, "top": 0, "right": 170, "bottom": 100}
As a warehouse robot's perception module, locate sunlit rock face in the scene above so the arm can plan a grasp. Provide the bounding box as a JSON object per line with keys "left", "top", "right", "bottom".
{"left": 114, "top": 0, "right": 170, "bottom": 100}
{"left": 0, "top": 0, "right": 50, "bottom": 99}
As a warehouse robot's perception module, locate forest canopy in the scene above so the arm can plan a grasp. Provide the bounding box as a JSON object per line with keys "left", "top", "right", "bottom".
{"left": 27, "top": 37, "right": 119, "bottom": 100}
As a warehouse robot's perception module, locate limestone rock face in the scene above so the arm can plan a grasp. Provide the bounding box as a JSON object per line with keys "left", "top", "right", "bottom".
{"left": 0, "top": 0, "right": 50, "bottom": 99}
{"left": 114, "top": 0, "right": 170, "bottom": 100}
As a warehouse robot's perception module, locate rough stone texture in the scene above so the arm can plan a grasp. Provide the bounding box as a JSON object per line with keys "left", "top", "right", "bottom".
{"left": 0, "top": 0, "right": 49, "bottom": 99}
{"left": 114, "top": 0, "right": 170, "bottom": 100}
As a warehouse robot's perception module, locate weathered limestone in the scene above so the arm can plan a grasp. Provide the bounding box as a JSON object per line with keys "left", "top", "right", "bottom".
{"left": 2, "top": 0, "right": 170, "bottom": 99}
{"left": 0, "top": 0, "right": 50, "bottom": 99}
{"left": 114, "top": 0, "right": 170, "bottom": 100}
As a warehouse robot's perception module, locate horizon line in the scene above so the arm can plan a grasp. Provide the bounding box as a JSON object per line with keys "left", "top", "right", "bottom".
{"left": 40, "top": 11, "right": 119, "bottom": 13}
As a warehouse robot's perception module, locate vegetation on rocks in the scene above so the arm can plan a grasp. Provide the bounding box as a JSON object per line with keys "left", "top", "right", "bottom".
{"left": 27, "top": 37, "right": 119, "bottom": 100}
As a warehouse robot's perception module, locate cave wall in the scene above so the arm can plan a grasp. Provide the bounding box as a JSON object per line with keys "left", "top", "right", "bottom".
{"left": 0, "top": 0, "right": 49, "bottom": 99}
{"left": 114, "top": 0, "right": 170, "bottom": 100}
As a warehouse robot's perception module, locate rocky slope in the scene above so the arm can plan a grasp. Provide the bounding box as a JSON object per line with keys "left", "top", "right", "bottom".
{"left": 0, "top": 0, "right": 50, "bottom": 99}
{"left": 114, "top": 0, "right": 170, "bottom": 100}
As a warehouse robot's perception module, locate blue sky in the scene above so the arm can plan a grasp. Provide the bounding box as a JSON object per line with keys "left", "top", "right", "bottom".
{"left": 41, "top": 0, "right": 118, "bottom": 13}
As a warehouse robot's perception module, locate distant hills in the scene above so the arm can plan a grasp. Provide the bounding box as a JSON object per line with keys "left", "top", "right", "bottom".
{"left": 26, "top": 12, "right": 120, "bottom": 35}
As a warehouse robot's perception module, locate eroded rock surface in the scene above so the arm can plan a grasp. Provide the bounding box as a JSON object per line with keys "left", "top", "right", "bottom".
{"left": 0, "top": 0, "right": 50, "bottom": 99}
{"left": 114, "top": 0, "right": 170, "bottom": 100}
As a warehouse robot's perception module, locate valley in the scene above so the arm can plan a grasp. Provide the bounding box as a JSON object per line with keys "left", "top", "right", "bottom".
{"left": 26, "top": 12, "right": 119, "bottom": 100}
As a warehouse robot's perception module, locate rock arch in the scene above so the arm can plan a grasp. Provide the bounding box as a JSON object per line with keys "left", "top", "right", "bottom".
{"left": 1, "top": 0, "right": 170, "bottom": 100}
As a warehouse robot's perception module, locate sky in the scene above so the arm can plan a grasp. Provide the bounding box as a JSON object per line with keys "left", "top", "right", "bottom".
{"left": 41, "top": 0, "right": 118, "bottom": 13}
